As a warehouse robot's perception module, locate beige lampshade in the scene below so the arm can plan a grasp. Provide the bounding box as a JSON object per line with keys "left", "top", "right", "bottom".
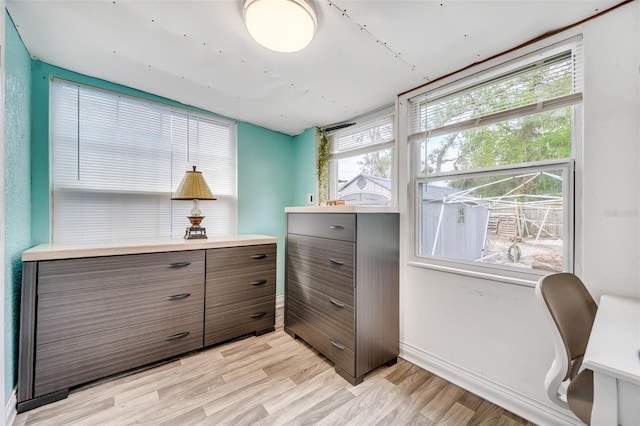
{"left": 172, "top": 166, "right": 216, "bottom": 200}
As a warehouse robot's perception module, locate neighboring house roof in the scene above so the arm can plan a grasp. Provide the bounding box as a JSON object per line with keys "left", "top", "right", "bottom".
{"left": 340, "top": 173, "right": 391, "bottom": 192}
{"left": 364, "top": 175, "right": 392, "bottom": 191}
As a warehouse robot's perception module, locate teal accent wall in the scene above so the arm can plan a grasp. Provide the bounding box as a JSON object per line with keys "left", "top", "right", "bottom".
{"left": 4, "top": 13, "right": 32, "bottom": 399}
{"left": 236, "top": 124, "right": 316, "bottom": 296}
{"left": 237, "top": 122, "right": 296, "bottom": 296}
{"left": 291, "top": 127, "right": 317, "bottom": 206}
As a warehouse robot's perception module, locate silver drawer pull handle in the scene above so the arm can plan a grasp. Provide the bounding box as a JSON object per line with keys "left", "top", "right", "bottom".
{"left": 166, "top": 293, "right": 191, "bottom": 301}
{"left": 250, "top": 312, "right": 267, "bottom": 318}
{"left": 251, "top": 254, "right": 267, "bottom": 260}
{"left": 250, "top": 280, "right": 267, "bottom": 286}
{"left": 330, "top": 339, "right": 345, "bottom": 350}
{"left": 329, "top": 225, "right": 344, "bottom": 230}
{"left": 166, "top": 332, "right": 190, "bottom": 341}
{"left": 168, "top": 262, "right": 191, "bottom": 268}
{"left": 330, "top": 298, "right": 345, "bottom": 308}
{"left": 329, "top": 258, "right": 344, "bottom": 265}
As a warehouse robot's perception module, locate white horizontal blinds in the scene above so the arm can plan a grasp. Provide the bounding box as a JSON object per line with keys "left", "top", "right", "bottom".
{"left": 330, "top": 113, "right": 395, "bottom": 159}
{"left": 409, "top": 46, "right": 583, "bottom": 142}
{"left": 78, "top": 85, "right": 173, "bottom": 192}
{"left": 51, "top": 79, "right": 236, "bottom": 242}
{"left": 51, "top": 81, "right": 173, "bottom": 242}
{"left": 170, "top": 112, "right": 237, "bottom": 237}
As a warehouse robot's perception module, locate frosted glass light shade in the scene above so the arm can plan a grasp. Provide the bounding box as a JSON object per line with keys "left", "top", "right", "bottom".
{"left": 243, "top": 0, "right": 317, "bottom": 53}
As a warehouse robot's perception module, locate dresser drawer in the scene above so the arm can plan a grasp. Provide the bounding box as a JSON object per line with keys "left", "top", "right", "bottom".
{"left": 288, "top": 213, "right": 355, "bottom": 241}
{"left": 287, "top": 283, "right": 354, "bottom": 351}
{"left": 206, "top": 244, "right": 276, "bottom": 273}
{"left": 34, "top": 312, "right": 203, "bottom": 397}
{"left": 287, "top": 311, "right": 355, "bottom": 376}
{"left": 206, "top": 270, "right": 275, "bottom": 308}
{"left": 286, "top": 234, "right": 354, "bottom": 292}
{"left": 36, "top": 252, "right": 205, "bottom": 345}
{"left": 204, "top": 296, "right": 275, "bottom": 346}
{"left": 38, "top": 251, "right": 204, "bottom": 294}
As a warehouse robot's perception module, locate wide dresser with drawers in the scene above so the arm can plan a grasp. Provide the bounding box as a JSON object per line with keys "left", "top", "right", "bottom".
{"left": 17, "top": 235, "right": 277, "bottom": 412}
{"left": 284, "top": 207, "right": 399, "bottom": 385}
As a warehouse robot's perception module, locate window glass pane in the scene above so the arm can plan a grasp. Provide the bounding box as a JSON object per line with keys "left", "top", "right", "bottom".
{"left": 335, "top": 148, "right": 392, "bottom": 204}
{"left": 420, "top": 107, "right": 572, "bottom": 174}
{"left": 418, "top": 168, "right": 566, "bottom": 273}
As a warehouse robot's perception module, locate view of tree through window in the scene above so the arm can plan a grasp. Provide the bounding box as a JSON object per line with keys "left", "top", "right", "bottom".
{"left": 358, "top": 150, "right": 392, "bottom": 179}
{"left": 411, "top": 48, "right": 580, "bottom": 274}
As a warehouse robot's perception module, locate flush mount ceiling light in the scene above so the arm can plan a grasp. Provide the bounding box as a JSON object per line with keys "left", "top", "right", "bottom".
{"left": 243, "top": 0, "right": 317, "bottom": 53}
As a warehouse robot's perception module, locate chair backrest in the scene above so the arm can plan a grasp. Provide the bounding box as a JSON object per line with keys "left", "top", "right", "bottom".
{"left": 535, "top": 273, "right": 597, "bottom": 407}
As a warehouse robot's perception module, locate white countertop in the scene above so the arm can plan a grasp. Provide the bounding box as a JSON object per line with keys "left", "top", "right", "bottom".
{"left": 285, "top": 205, "right": 399, "bottom": 213}
{"left": 22, "top": 234, "right": 278, "bottom": 261}
{"left": 583, "top": 294, "right": 640, "bottom": 385}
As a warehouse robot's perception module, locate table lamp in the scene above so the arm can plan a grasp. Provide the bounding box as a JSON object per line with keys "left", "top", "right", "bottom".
{"left": 172, "top": 166, "right": 216, "bottom": 239}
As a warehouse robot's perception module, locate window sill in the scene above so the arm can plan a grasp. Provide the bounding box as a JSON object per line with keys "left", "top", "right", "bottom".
{"left": 406, "top": 260, "right": 541, "bottom": 288}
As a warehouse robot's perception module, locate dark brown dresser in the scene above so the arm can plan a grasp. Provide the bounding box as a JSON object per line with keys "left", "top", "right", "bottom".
{"left": 17, "top": 236, "right": 276, "bottom": 412}
{"left": 284, "top": 210, "right": 399, "bottom": 385}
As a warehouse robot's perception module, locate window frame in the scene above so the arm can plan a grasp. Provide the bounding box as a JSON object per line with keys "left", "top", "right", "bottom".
{"left": 403, "top": 36, "right": 583, "bottom": 286}
{"left": 327, "top": 106, "right": 397, "bottom": 206}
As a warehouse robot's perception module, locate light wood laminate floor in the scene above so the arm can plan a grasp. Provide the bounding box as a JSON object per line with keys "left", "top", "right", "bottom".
{"left": 14, "top": 308, "right": 536, "bottom": 426}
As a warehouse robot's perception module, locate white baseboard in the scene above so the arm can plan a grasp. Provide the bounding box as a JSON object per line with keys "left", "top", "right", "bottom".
{"left": 5, "top": 388, "right": 16, "bottom": 426}
{"left": 276, "top": 294, "right": 284, "bottom": 309}
{"left": 399, "top": 341, "right": 580, "bottom": 426}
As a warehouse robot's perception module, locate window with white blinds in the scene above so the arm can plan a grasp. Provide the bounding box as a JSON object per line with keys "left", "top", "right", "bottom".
{"left": 407, "top": 38, "right": 582, "bottom": 280}
{"left": 328, "top": 108, "right": 395, "bottom": 204}
{"left": 50, "top": 79, "right": 237, "bottom": 242}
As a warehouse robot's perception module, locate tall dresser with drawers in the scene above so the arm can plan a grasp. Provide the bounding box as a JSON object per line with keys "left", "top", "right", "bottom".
{"left": 284, "top": 208, "right": 399, "bottom": 385}
{"left": 17, "top": 236, "right": 276, "bottom": 412}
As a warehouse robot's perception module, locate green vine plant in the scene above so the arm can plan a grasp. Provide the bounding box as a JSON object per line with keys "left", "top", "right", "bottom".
{"left": 317, "top": 129, "right": 330, "bottom": 206}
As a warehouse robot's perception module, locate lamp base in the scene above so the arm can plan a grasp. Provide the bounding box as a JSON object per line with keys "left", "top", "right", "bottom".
{"left": 184, "top": 226, "right": 208, "bottom": 239}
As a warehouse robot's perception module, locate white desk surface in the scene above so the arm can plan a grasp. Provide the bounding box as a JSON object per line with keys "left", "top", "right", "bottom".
{"left": 583, "top": 294, "right": 640, "bottom": 385}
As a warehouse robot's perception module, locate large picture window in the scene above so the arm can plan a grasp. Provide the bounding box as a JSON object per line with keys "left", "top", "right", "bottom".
{"left": 50, "top": 79, "right": 237, "bottom": 242}
{"left": 328, "top": 108, "right": 395, "bottom": 205}
{"left": 408, "top": 40, "right": 582, "bottom": 279}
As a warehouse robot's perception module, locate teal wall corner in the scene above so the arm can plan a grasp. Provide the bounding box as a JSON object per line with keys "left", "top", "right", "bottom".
{"left": 237, "top": 123, "right": 318, "bottom": 296}
{"left": 292, "top": 127, "right": 318, "bottom": 206}
{"left": 4, "top": 11, "right": 32, "bottom": 399}
{"left": 237, "top": 122, "right": 295, "bottom": 296}
{"left": 29, "top": 61, "right": 50, "bottom": 245}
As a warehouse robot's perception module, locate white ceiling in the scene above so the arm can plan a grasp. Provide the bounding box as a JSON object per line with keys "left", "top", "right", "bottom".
{"left": 6, "top": 0, "right": 623, "bottom": 136}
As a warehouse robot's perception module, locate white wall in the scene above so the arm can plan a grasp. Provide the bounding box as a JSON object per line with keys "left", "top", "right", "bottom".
{"left": 397, "top": 3, "right": 639, "bottom": 424}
